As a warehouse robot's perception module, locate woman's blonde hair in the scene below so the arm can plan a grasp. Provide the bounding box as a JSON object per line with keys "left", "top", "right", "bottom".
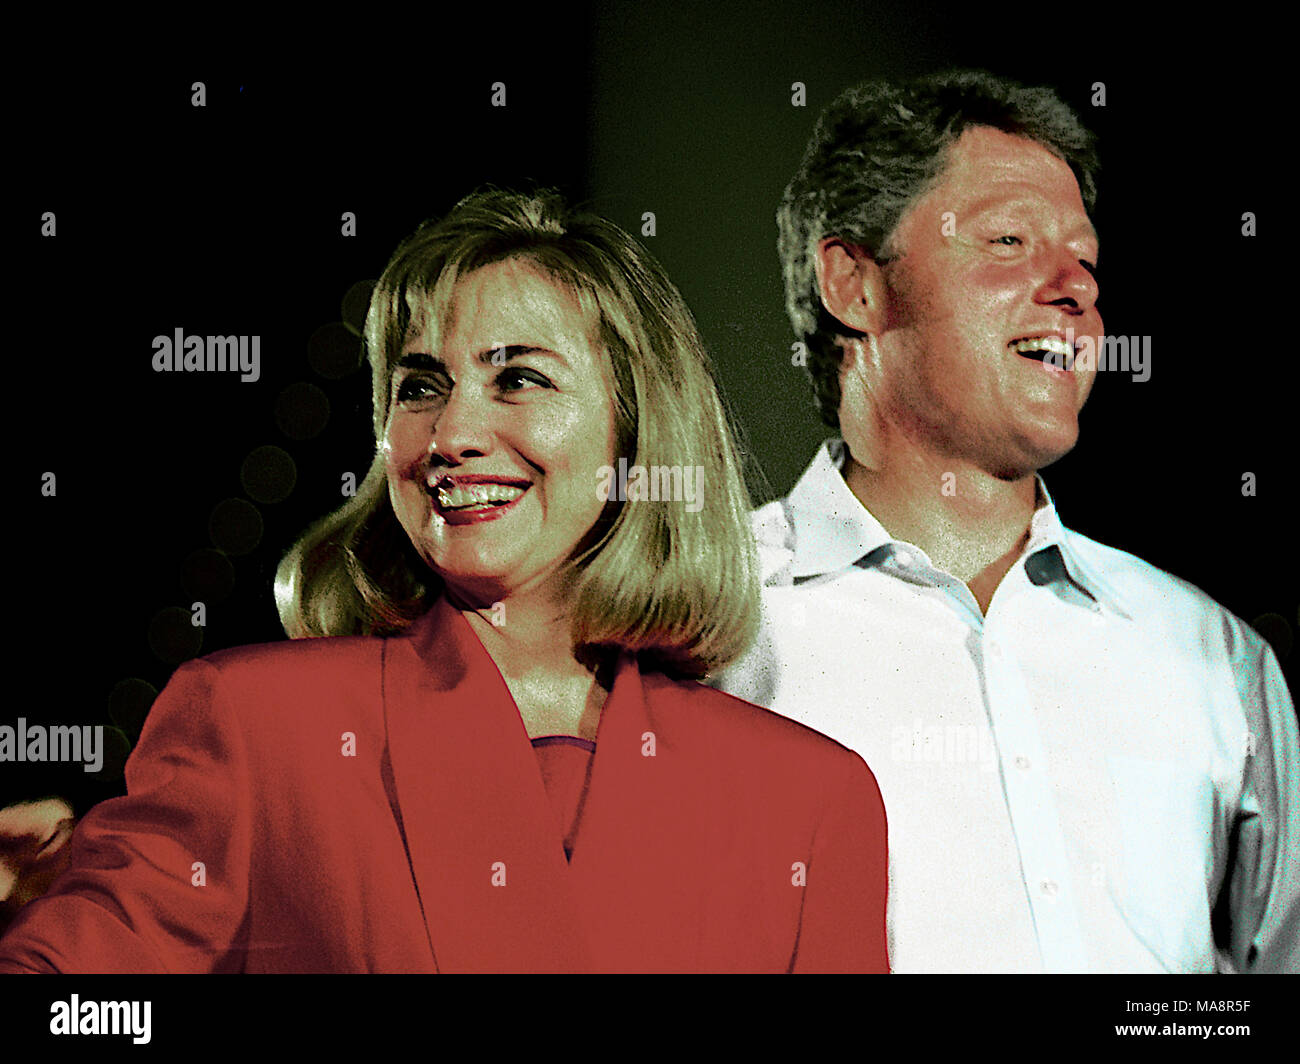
{"left": 275, "top": 188, "right": 759, "bottom": 678}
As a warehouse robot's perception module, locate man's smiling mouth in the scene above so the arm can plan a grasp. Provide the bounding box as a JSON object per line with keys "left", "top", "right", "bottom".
{"left": 1010, "top": 334, "right": 1074, "bottom": 371}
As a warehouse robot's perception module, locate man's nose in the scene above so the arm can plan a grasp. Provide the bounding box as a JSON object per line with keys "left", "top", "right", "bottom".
{"left": 1035, "top": 246, "right": 1099, "bottom": 314}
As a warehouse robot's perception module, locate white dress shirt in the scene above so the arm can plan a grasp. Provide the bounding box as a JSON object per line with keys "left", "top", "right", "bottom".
{"left": 714, "top": 439, "right": 1299, "bottom": 973}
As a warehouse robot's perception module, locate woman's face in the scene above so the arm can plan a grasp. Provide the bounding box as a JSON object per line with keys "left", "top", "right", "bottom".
{"left": 383, "top": 258, "right": 618, "bottom": 605}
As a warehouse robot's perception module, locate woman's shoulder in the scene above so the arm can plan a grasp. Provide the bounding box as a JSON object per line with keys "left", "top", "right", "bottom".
{"left": 637, "top": 670, "right": 884, "bottom": 830}
{"left": 167, "top": 632, "right": 387, "bottom": 705}
{"left": 131, "top": 634, "right": 397, "bottom": 753}
{"left": 641, "top": 668, "right": 866, "bottom": 771}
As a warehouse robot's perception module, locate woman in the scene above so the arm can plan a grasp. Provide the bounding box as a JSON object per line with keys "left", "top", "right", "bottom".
{"left": 0, "top": 189, "right": 888, "bottom": 973}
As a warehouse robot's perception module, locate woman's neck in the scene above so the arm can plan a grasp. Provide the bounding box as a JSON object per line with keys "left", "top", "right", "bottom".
{"left": 448, "top": 585, "right": 612, "bottom": 740}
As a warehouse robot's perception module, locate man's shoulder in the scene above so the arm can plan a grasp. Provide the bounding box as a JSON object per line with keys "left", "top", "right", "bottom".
{"left": 1066, "top": 526, "right": 1208, "bottom": 608}
{"left": 1064, "top": 528, "right": 1265, "bottom": 660}
{"left": 750, "top": 497, "right": 797, "bottom": 586}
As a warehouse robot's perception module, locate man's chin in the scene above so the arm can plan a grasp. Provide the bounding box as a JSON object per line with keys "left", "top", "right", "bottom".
{"left": 990, "top": 427, "right": 1080, "bottom": 481}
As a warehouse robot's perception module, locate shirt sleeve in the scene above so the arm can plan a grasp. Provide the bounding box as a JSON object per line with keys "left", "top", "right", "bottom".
{"left": 1219, "top": 632, "right": 1300, "bottom": 974}
{"left": 791, "top": 749, "right": 890, "bottom": 973}
{"left": 0, "top": 659, "right": 252, "bottom": 973}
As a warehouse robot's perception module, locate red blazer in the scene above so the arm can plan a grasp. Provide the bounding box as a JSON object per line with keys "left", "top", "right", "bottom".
{"left": 0, "top": 596, "right": 888, "bottom": 973}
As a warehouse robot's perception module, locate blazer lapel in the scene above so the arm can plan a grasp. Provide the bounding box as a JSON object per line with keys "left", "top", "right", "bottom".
{"left": 382, "top": 596, "right": 591, "bottom": 973}
{"left": 568, "top": 658, "right": 709, "bottom": 971}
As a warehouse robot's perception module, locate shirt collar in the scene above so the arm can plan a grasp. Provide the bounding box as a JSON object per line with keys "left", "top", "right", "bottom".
{"left": 785, "top": 439, "right": 1133, "bottom": 618}
{"left": 786, "top": 439, "right": 893, "bottom": 579}
{"left": 1026, "top": 482, "right": 1133, "bottom": 619}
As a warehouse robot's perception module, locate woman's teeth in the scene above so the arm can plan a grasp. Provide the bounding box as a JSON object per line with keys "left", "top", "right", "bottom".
{"left": 436, "top": 484, "right": 526, "bottom": 511}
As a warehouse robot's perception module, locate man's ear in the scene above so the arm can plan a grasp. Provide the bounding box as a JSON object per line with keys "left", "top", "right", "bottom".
{"left": 815, "top": 239, "right": 889, "bottom": 335}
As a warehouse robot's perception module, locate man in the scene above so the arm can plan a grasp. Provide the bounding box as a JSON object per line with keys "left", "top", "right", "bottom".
{"left": 715, "top": 70, "right": 1298, "bottom": 973}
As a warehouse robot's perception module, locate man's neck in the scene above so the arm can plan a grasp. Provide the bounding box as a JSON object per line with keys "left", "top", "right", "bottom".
{"left": 841, "top": 449, "right": 1040, "bottom": 614}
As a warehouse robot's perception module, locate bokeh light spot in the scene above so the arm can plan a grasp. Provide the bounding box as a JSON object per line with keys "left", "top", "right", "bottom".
{"left": 1251, "top": 613, "right": 1293, "bottom": 661}
{"left": 108, "top": 677, "right": 158, "bottom": 737}
{"left": 308, "top": 322, "right": 363, "bottom": 379}
{"left": 209, "top": 498, "right": 263, "bottom": 556}
{"left": 275, "top": 382, "right": 331, "bottom": 441}
{"left": 93, "top": 727, "right": 134, "bottom": 783}
{"left": 181, "top": 548, "right": 236, "bottom": 603}
{"left": 240, "top": 445, "right": 297, "bottom": 504}
{"left": 342, "top": 280, "right": 377, "bottom": 337}
{"left": 147, "top": 606, "right": 204, "bottom": 665}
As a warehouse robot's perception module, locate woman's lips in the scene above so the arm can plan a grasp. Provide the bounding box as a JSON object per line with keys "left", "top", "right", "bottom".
{"left": 428, "top": 480, "right": 531, "bottom": 526}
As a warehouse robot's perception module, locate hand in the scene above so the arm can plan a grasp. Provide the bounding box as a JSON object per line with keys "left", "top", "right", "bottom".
{"left": 0, "top": 798, "right": 77, "bottom": 936}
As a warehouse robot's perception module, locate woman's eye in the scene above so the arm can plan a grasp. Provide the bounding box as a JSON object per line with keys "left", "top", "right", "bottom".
{"left": 395, "top": 376, "right": 441, "bottom": 402}
{"left": 498, "top": 368, "right": 549, "bottom": 391}
{"left": 990, "top": 235, "right": 1023, "bottom": 246}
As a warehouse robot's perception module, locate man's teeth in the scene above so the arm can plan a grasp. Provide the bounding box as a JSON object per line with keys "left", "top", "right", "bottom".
{"left": 436, "top": 483, "right": 526, "bottom": 510}
{"left": 1012, "top": 336, "right": 1074, "bottom": 361}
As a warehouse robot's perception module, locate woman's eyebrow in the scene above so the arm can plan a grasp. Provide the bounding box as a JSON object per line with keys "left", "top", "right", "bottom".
{"left": 394, "top": 352, "right": 445, "bottom": 373}
{"left": 473, "top": 344, "right": 564, "bottom": 365}
{"left": 395, "top": 346, "right": 565, "bottom": 372}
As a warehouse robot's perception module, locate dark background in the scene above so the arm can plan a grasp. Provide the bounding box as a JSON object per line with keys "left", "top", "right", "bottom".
{"left": 10, "top": 2, "right": 1294, "bottom": 811}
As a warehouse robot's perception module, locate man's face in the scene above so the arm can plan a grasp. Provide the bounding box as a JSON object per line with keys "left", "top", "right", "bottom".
{"left": 862, "top": 125, "right": 1102, "bottom": 479}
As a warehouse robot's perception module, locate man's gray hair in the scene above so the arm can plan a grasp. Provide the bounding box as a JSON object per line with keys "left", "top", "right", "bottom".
{"left": 778, "top": 69, "right": 1099, "bottom": 431}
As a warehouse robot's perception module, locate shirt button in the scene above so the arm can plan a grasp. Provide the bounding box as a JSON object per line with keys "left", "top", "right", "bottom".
{"left": 1040, "top": 879, "right": 1059, "bottom": 897}
{"left": 1014, "top": 755, "right": 1031, "bottom": 771}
